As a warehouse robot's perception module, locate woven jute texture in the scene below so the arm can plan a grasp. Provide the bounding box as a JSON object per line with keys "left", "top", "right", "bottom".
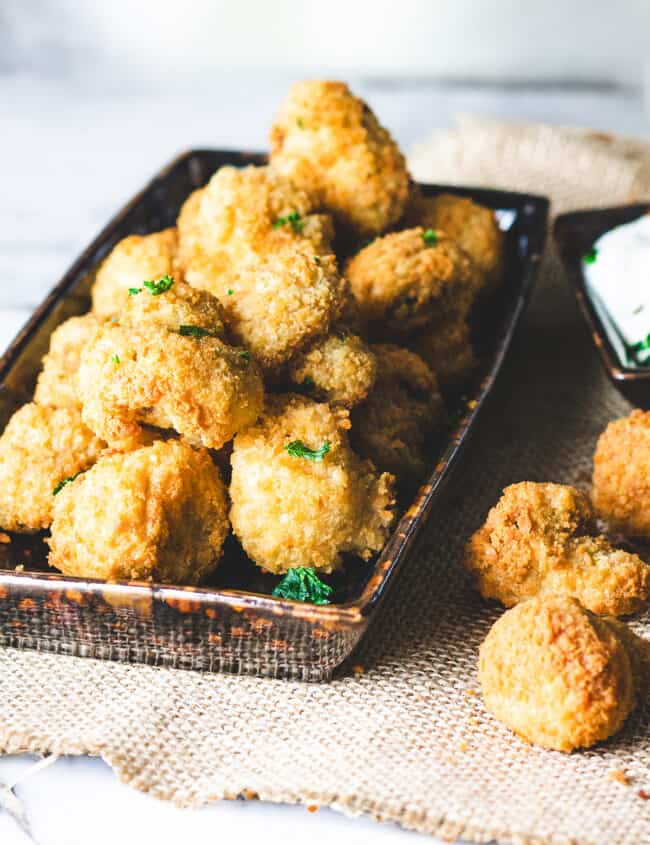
{"left": 3, "top": 119, "right": 650, "bottom": 845}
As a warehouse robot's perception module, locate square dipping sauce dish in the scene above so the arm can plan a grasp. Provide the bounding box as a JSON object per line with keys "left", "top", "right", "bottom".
{"left": 0, "top": 150, "right": 549, "bottom": 681}
{"left": 555, "top": 203, "right": 650, "bottom": 408}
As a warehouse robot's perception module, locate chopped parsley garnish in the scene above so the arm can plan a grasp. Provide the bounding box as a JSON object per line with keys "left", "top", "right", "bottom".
{"left": 53, "top": 471, "right": 82, "bottom": 496}
{"left": 178, "top": 325, "right": 214, "bottom": 338}
{"left": 285, "top": 439, "right": 331, "bottom": 461}
{"left": 299, "top": 375, "right": 315, "bottom": 392}
{"left": 227, "top": 288, "right": 234, "bottom": 296}
{"left": 273, "top": 211, "right": 304, "bottom": 234}
{"left": 422, "top": 229, "right": 438, "bottom": 247}
{"left": 314, "top": 256, "right": 321, "bottom": 265}
{"left": 272, "top": 567, "right": 333, "bottom": 605}
{"left": 583, "top": 247, "right": 598, "bottom": 264}
{"left": 111, "top": 354, "right": 120, "bottom": 364}
{"left": 634, "top": 333, "right": 650, "bottom": 353}
{"left": 239, "top": 350, "right": 252, "bottom": 361}
{"left": 130, "top": 275, "right": 175, "bottom": 297}
{"left": 296, "top": 117, "right": 305, "bottom": 129}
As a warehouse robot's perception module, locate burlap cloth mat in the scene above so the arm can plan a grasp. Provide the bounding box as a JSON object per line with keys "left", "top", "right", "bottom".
{"left": 2, "top": 118, "right": 650, "bottom": 845}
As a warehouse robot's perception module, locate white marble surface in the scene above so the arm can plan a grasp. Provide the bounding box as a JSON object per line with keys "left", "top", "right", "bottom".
{"left": 0, "top": 71, "right": 649, "bottom": 844}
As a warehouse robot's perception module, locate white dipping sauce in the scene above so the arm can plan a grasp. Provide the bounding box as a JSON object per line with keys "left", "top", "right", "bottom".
{"left": 584, "top": 213, "right": 650, "bottom": 361}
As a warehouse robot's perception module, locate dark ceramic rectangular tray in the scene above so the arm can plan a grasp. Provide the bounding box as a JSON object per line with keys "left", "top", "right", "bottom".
{"left": 554, "top": 203, "right": 650, "bottom": 408}
{"left": 0, "top": 150, "right": 548, "bottom": 680}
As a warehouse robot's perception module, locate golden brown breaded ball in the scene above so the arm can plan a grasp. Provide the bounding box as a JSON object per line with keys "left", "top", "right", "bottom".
{"left": 78, "top": 281, "right": 264, "bottom": 451}
{"left": 593, "top": 410, "right": 650, "bottom": 538}
{"left": 479, "top": 595, "right": 637, "bottom": 752}
{"left": 404, "top": 192, "right": 504, "bottom": 292}
{"left": 287, "top": 328, "right": 377, "bottom": 407}
{"left": 121, "top": 275, "right": 226, "bottom": 336}
{"left": 219, "top": 251, "right": 344, "bottom": 371}
{"left": 345, "top": 228, "right": 481, "bottom": 336}
{"left": 412, "top": 318, "right": 475, "bottom": 388}
{"left": 465, "top": 482, "right": 650, "bottom": 617}
{"left": 0, "top": 403, "right": 105, "bottom": 533}
{"left": 34, "top": 313, "right": 100, "bottom": 408}
{"left": 269, "top": 80, "right": 410, "bottom": 237}
{"left": 91, "top": 228, "right": 179, "bottom": 319}
{"left": 48, "top": 439, "right": 229, "bottom": 583}
{"left": 351, "top": 344, "right": 443, "bottom": 480}
{"left": 176, "top": 164, "right": 334, "bottom": 297}
{"left": 230, "top": 395, "right": 396, "bottom": 574}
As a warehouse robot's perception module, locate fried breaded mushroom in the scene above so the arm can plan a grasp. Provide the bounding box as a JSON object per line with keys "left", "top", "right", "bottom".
{"left": 122, "top": 274, "right": 226, "bottom": 336}
{"left": 230, "top": 395, "right": 396, "bottom": 574}
{"left": 479, "top": 595, "right": 639, "bottom": 752}
{"left": 48, "top": 439, "right": 229, "bottom": 583}
{"left": 270, "top": 80, "right": 410, "bottom": 237}
{"left": 176, "top": 164, "right": 334, "bottom": 297}
{"left": 0, "top": 403, "right": 105, "bottom": 532}
{"left": 593, "top": 410, "right": 650, "bottom": 538}
{"left": 345, "top": 228, "right": 481, "bottom": 336}
{"left": 465, "top": 482, "right": 650, "bottom": 617}
{"left": 78, "top": 280, "right": 264, "bottom": 451}
{"left": 91, "top": 228, "right": 179, "bottom": 319}
{"left": 412, "top": 318, "right": 475, "bottom": 388}
{"left": 219, "top": 251, "right": 344, "bottom": 371}
{"left": 34, "top": 313, "right": 100, "bottom": 408}
{"left": 287, "top": 328, "right": 377, "bottom": 407}
{"left": 405, "top": 192, "right": 504, "bottom": 292}
{"left": 351, "top": 344, "right": 443, "bottom": 480}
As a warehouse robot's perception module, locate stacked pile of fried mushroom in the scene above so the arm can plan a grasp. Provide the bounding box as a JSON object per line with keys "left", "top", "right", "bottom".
{"left": 0, "top": 81, "right": 503, "bottom": 601}
{"left": 466, "top": 411, "right": 650, "bottom": 753}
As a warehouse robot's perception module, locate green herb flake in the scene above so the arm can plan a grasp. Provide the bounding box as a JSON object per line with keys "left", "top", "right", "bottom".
{"left": 239, "top": 350, "right": 252, "bottom": 361}
{"left": 143, "top": 274, "right": 174, "bottom": 295}
{"left": 273, "top": 211, "right": 304, "bottom": 234}
{"left": 111, "top": 354, "right": 120, "bottom": 364}
{"left": 634, "top": 333, "right": 650, "bottom": 352}
{"left": 227, "top": 288, "right": 234, "bottom": 296}
{"left": 296, "top": 117, "right": 305, "bottom": 129}
{"left": 583, "top": 247, "right": 598, "bottom": 264}
{"left": 128, "top": 287, "right": 141, "bottom": 296}
{"left": 272, "top": 567, "right": 333, "bottom": 605}
{"left": 285, "top": 439, "right": 331, "bottom": 461}
{"left": 178, "top": 325, "right": 213, "bottom": 338}
{"left": 53, "top": 471, "right": 82, "bottom": 496}
{"left": 422, "top": 229, "right": 438, "bottom": 247}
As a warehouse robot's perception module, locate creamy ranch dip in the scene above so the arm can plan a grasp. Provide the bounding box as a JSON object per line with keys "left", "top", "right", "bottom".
{"left": 583, "top": 213, "right": 650, "bottom": 365}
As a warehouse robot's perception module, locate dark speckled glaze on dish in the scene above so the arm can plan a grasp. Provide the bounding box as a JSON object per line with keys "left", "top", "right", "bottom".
{"left": 554, "top": 203, "right": 650, "bottom": 408}
{"left": 0, "top": 150, "right": 548, "bottom": 681}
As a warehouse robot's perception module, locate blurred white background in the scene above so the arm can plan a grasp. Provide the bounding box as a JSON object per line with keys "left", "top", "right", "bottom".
{"left": 2, "top": 0, "right": 650, "bottom": 85}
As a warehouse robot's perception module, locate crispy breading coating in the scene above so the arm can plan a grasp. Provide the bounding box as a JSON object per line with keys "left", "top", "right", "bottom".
{"left": 405, "top": 192, "right": 504, "bottom": 292}
{"left": 218, "top": 252, "right": 344, "bottom": 371}
{"left": 91, "top": 228, "right": 179, "bottom": 319}
{"left": 479, "top": 595, "right": 638, "bottom": 751}
{"left": 412, "top": 317, "right": 476, "bottom": 387}
{"left": 345, "top": 228, "right": 481, "bottom": 336}
{"left": 465, "top": 482, "right": 650, "bottom": 616}
{"left": 270, "top": 80, "right": 410, "bottom": 236}
{"left": 176, "top": 164, "right": 334, "bottom": 296}
{"left": 593, "top": 410, "right": 650, "bottom": 538}
{"left": 122, "top": 275, "right": 226, "bottom": 335}
{"left": 176, "top": 165, "right": 343, "bottom": 369}
{"left": 0, "top": 403, "right": 105, "bottom": 532}
{"left": 230, "top": 395, "right": 396, "bottom": 574}
{"left": 78, "top": 281, "right": 264, "bottom": 451}
{"left": 48, "top": 439, "right": 229, "bottom": 583}
{"left": 287, "top": 328, "right": 377, "bottom": 407}
{"left": 351, "top": 344, "right": 443, "bottom": 480}
{"left": 34, "top": 313, "right": 100, "bottom": 408}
